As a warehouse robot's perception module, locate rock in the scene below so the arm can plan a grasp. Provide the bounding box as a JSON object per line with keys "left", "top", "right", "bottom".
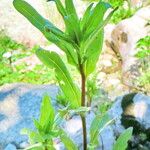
{"left": 108, "top": 93, "right": 150, "bottom": 149}
{"left": 1, "top": 83, "right": 150, "bottom": 150}
{"left": 39, "top": 92, "right": 150, "bottom": 150}
{"left": 4, "top": 144, "right": 17, "bottom": 150}
{"left": 0, "top": 83, "right": 58, "bottom": 149}
{"left": 108, "top": 6, "right": 150, "bottom": 87}
{"left": 19, "top": 141, "right": 29, "bottom": 149}
{"left": 54, "top": 112, "right": 115, "bottom": 150}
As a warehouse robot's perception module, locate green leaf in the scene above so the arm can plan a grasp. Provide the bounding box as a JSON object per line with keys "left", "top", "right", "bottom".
{"left": 84, "top": 7, "right": 117, "bottom": 53}
{"left": 21, "top": 128, "right": 44, "bottom": 144}
{"left": 33, "top": 119, "right": 42, "bottom": 132}
{"left": 84, "top": 30, "right": 104, "bottom": 76}
{"left": 80, "top": 3, "right": 94, "bottom": 31}
{"left": 36, "top": 49, "right": 81, "bottom": 108}
{"left": 13, "top": 0, "right": 61, "bottom": 36}
{"left": 84, "top": 8, "right": 117, "bottom": 76}
{"left": 39, "top": 95, "right": 55, "bottom": 132}
{"left": 64, "top": 15, "right": 81, "bottom": 44}
{"left": 64, "top": 0, "right": 81, "bottom": 42}
{"left": 24, "top": 143, "right": 44, "bottom": 150}
{"left": 13, "top": 0, "right": 78, "bottom": 67}
{"left": 51, "top": 0, "right": 81, "bottom": 42}
{"left": 13, "top": 0, "right": 47, "bottom": 32}
{"left": 82, "top": 2, "right": 111, "bottom": 37}
{"left": 60, "top": 129, "right": 78, "bottom": 150}
{"left": 65, "top": 0, "right": 78, "bottom": 21}
{"left": 113, "top": 127, "right": 133, "bottom": 150}
{"left": 89, "top": 113, "right": 114, "bottom": 150}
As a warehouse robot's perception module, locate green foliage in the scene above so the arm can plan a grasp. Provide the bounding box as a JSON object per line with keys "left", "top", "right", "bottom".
{"left": 22, "top": 95, "right": 77, "bottom": 150}
{"left": 88, "top": 113, "right": 114, "bottom": 149}
{"left": 98, "top": 101, "right": 112, "bottom": 114}
{"left": 110, "top": 7, "right": 136, "bottom": 24}
{"left": 85, "top": 0, "right": 138, "bottom": 24}
{"left": 0, "top": 31, "right": 25, "bottom": 61}
{"left": 135, "top": 35, "right": 150, "bottom": 91}
{"left": 12, "top": 0, "right": 133, "bottom": 150}
{"left": 107, "top": 0, "right": 137, "bottom": 24}
{"left": 0, "top": 63, "right": 56, "bottom": 86}
{"left": 87, "top": 76, "right": 98, "bottom": 104}
{"left": 135, "top": 36, "right": 150, "bottom": 58}
{"left": 0, "top": 33, "right": 56, "bottom": 86}
{"left": 36, "top": 49, "right": 81, "bottom": 109}
{"left": 113, "top": 127, "right": 133, "bottom": 150}
{"left": 59, "top": 129, "right": 78, "bottom": 150}
{"left": 22, "top": 95, "right": 56, "bottom": 149}
{"left": 13, "top": 0, "right": 115, "bottom": 77}
{"left": 138, "top": 70, "right": 150, "bottom": 86}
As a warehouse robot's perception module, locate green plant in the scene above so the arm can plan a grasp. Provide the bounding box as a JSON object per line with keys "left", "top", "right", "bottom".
{"left": 84, "top": 0, "right": 138, "bottom": 24}
{"left": 13, "top": 0, "right": 133, "bottom": 149}
{"left": 0, "top": 30, "right": 25, "bottom": 62}
{"left": 107, "top": 0, "right": 137, "bottom": 24}
{"left": 113, "top": 127, "right": 133, "bottom": 150}
{"left": 22, "top": 95, "right": 79, "bottom": 150}
{"left": 135, "top": 35, "right": 150, "bottom": 91}
{"left": 23, "top": 95, "right": 132, "bottom": 150}
{"left": 136, "top": 36, "right": 150, "bottom": 59}
{"left": 22, "top": 94, "right": 133, "bottom": 150}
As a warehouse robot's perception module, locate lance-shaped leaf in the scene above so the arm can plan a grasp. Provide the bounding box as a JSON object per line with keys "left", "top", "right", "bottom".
{"left": 13, "top": 0, "right": 79, "bottom": 68}
{"left": 84, "top": 8, "right": 117, "bottom": 52}
{"left": 80, "top": 3, "right": 94, "bottom": 31}
{"left": 39, "top": 95, "right": 55, "bottom": 132}
{"left": 82, "top": 2, "right": 111, "bottom": 37}
{"left": 13, "top": 0, "right": 58, "bottom": 34}
{"left": 113, "top": 127, "right": 133, "bottom": 150}
{"left": 65, "top": 0, "right": 81, "bottom": 42}
{"left": 21, "top": 128, "right": 44, "bottom": 144}
{"left": 65, "top": 0, "right": 78, "bottom": 20}
{"left": 60, "top": 129, "right": 78, "bottom": 150}
{"left": 83, "top": 8, "right": 117, "bottom": 76}
{"left": 88, "top": 113, "right": 114, "bottom": 150}
{"left": 43, "top": 27, "right": 79, "bottom": 67}
{"left": 36, "top": 49, "right": 81, "bottom": 108}
{"left": 50, "top": 0, "right": 81, "bottom": 43}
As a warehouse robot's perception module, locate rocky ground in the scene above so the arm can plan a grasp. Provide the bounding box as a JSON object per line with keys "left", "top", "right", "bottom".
{"left": 1, "top": 84, "right": 150, "bottom": 150}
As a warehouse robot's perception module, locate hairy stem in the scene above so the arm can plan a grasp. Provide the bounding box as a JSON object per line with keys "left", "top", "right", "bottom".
{"left": 80, "top": 64, "right": 87, "bottom": 150}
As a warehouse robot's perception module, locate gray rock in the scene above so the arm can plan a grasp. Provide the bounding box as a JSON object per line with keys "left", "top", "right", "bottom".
{"left": 19, "top": 141, "right": 29, "bottom": 149}
{"left": 1, "top": 83, "right": 150, "bottom": 150}
{"left": 55, "top": 112, "right": 115, "bottom": 150}
{"left": 107, "top": 6, "right": 150, "bottom": 87}
{"left": 109, "top": 93, "right": 150, "bottom": 132}
{"left": 0, "top": 83, "right": 58, "bottom": 149}
{"left": 108, "top": 93, "right": 150, "bottom": 149}
{"left": 4, "top": 144, "right": 17, "bottom": 150}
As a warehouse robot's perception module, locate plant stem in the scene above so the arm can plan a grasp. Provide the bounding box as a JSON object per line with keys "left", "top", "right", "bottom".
{"left": 80, "top": 64, "right": 87, "bottom": 150}
{"left": 81, "top": 115, "right": 87, "bottom": 150}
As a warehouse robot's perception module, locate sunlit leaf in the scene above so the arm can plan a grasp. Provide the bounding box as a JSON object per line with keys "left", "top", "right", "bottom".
{"left": 89, "top": 113, "right": 114, "bottom": 150}
{"left": 60, "top": 129, "right": 78, "bottom": 150}
{"left": 39, "top": 95, "right": 55, "bottom": 132}
{"left": 36, "top": 49, "right": 81, "bottom": 108}
{"left": 113, "top": 127, "right": 133, "bottom": 150}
